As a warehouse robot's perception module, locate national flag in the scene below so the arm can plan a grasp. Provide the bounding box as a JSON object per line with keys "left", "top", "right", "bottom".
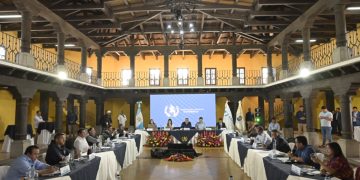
{"left": 136, "top": 101, "right": 144, "bottom": 129}
{"left": 223, "top": 100, "right": 234, "bottom": 130}
{"left": 235, "top": 100, "right": 246, "bottom": 133}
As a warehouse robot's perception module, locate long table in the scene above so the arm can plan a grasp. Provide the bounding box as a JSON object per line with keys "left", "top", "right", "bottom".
{"left": 147, "top": 130, "right": 223, "bottom": 144}
{"left": 41, "top": 136, "right": 140, "bottom": 180}
{"left": 226, "top": 134, "right": 325, "bottom": 180}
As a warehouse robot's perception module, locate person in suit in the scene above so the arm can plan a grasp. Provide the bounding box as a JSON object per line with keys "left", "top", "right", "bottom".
{"left": 267, "top": 129, "right": 290, "bottom": 153}
{"left": 101, "top": 110, "right": 112, "bottom": 132}
{"left": 352, "top": 107, "right": 360, "bottom": 127}
{"left": 216, "top": 119, "right": 226, "bottom": 129}
{"left": 45, "top": 133, "right": 70, "bottom": 165}
{"left": 332, "top": 108, "right": 341, "bottom": 135}
{"left": 180, "top": 118, "right": 192, "bottom": 129}
{"left": 245, "top": 108, "right": 255, "bottom": 130}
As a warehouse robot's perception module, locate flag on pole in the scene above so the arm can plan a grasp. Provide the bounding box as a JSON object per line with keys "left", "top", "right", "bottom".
{"left": 223, "top": 100, "right": 234, "bottom": 130}
{"left": 136, "top": 101, "right": 144, "bottom": 129}
{"left": 235, "top": 100, "right": 246, "bottom": 133}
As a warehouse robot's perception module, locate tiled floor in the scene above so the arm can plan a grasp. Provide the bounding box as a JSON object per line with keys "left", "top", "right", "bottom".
{"left": 120, "top": 147, "right": 250, "bottom": 180}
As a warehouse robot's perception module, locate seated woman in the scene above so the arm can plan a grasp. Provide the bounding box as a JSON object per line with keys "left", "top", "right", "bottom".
{"left": 195, "top": 117, "right": 206, "bottom": 130}
{"left": 166, "top": 119, "right": 174, "bottom": 130}
{"left": 311, "top": 142, "right": 354, "bottom": 180}
{"left": 254, "top": 126, "right": 272, "bottom": 146}
{"left": 148, "top": 119, "right": 157, "bottom": 129}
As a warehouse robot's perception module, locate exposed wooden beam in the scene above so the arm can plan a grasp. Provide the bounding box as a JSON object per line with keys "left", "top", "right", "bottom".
{"left": 13, "top": 0, "right": 99, "bottom": 49}
{"left": 258, "top": 0, "right": 314, "bottom": 5}
{"left": 268, "top": 0, "right": 342, "bottom": 46}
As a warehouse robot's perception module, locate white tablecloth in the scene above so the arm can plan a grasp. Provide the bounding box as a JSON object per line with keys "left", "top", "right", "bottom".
{"left": 220, "top": 130, "right": 234, "bottom": 154}
{"left": 113, "top": 139, "right": 137, "bottom": 169}
{"left": 228, "top": 138, "right": 242, "bottom": 167}
{"left": 354, "top": 126, "right": 360, "bottom": 142}
{"left": 95, "top": 151, "right": 120, "bottom": 180}
{"left": 1, "top": 135, "right": 33, "bottom": 153}
{"left": 244, "top": 149, "right": 269, "bottom": 180}
{"left": 37, "top": 129, "right": 54, "bottom": 145}
{"left": 134, "top": 130, "right": 149, "bottom": 154}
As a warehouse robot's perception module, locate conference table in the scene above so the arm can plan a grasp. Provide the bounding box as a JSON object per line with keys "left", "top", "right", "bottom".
{"left": 39, "top": 134, "right": 143, "bottom": 180}
{"left": 1, "top": 124, "right": 34, "bottom": 152}
{"left": 146, "top": 130, "right": 223, "bottom": 144}
{"left": 37, "top": 122, "right": 55, "bottom": 145}
{"left": 226, "top": 135, "right": 326, "bottom": 180}
{"left": 354, "top": 126, "right": 360, "bottom": 142}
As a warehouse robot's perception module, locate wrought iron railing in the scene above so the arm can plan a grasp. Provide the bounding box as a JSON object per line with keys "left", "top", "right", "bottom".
{"left": 0, "top": 32, "right": 98, "bottom": 84}
{"left": 347, "top": 29, "right": 360, "bottom": 57}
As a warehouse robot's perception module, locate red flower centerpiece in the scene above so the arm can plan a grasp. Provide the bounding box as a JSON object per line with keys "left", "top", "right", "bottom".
{"left": 147, "top": 131, "right": 172, "bottom": 147}
{"left": 164, "top": 153, "right": 192, "bottom": 162}
{"left": 196, "top": 131, "right": 222, "bottom": 147}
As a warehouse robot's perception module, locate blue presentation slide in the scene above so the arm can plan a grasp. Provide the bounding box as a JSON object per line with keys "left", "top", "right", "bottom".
{"left": 150, "top": 94, "right": 216, "bottom": 127}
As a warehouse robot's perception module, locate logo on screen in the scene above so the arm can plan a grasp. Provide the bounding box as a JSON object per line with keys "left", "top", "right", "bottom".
{"left": 164, "top": 104, "right": 180, "bottom": 118}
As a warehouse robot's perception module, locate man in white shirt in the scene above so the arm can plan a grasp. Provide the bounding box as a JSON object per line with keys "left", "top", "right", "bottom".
{"left": 117, "top": 111, "right": 127, "bottom": 130}
{"left": 34, "top": 111, "right": 45, "bottom": 130}
{"left": 352, "top": 107, "right": 360, "bottom": 126}
{"left": 255, "top": 126, "right": 272, "bottom": 146}
{"left": 268, "top": 117, "right": 280, "bottom": 132}
{"left": 195, "top": 117, "right": 206, "bottom": 130}
{"left": 319, "top": 106, "right": 333, "bottom": 147}
{"left": 73, "top": 128, "right": 89, "bottom": 158}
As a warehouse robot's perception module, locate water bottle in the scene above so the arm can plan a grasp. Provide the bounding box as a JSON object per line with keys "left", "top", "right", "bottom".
{"left": 28, "top": 165, "right": 36, "bottom": 179}
{"left": 229, "top": 175, "right": 234, "bottom": 180}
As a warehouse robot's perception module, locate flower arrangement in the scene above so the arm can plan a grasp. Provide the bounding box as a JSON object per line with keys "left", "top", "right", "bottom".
{"left": 164, "top": 153, "right": 192, "bottom": 162}
{"left": 196, "top": 131, "right": 222, "bottom": 147}
{"left": 147, "top": 131, "right": 172, "bottom": 147}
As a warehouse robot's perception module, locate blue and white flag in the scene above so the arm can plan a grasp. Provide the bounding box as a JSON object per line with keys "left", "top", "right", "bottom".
{"left": 235, "top": 100, "right": 246, "bottom": 133}
{"left": 223, "top": 101, "right": 234, "bottom": 130}
{"left": 136, "top": 101, "right": 144, "bottom": 129}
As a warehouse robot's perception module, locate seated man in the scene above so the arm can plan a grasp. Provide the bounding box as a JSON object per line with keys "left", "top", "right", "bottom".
{"left": 73, "top": 128, "right": 89, "bottom": 158}
{"left": 45, "top": 133, "right": 70, "bottom": 165}
{"left": 86, "top": 127, "right": 99, "bottom": 146}
{"left": 268, "top": 117, "right": 280, "bottom": 132}
{"left": 102, "top": 126, "right": 116, "bottom": 141}
{"left": 216, "top": 119, "right": 226, "bottom": 129}
{"left": 267, "top": 129, "right": 291, "bottom": 153}
{"left": 5, "top": 145, "right": 57, "bottom": 179}
{"left": 148, "top": 119, "right": 157, "bottom": 129}
{"left": 180, "top": 118, "right": 192, "bottom": 129}
{"left": 254, "top": 126, "right": 272, "bottom": 146}
{"left": 195, "top": 117, "right": 206, "bottom": 130}
{"left": 288, "top": 136, "right": 316, "bottom": 166}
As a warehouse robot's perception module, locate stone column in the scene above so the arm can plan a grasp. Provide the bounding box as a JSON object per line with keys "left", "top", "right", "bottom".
{"left": 266, "top": 47, "right": 274, "bottom": 83}
{"left": 96, "top": 49, "right": 103, "bottom": 86}
{"left": 161, "top": 50, "right": 171, "bottom": 86}
{"left": 39, "top": 91, "right": 49, "bottom": 121}
{"left": 66, "top": 96, "right": 74, "bottom": 134}
{"left": 79, "top": 42, "right": 88, "bottom": 82}
{"left": 325, "top": 90, "right": 335, "bottom": 112}
{"left": 95, "top": 98, "right": 104, "bottom": 126}
{"left": 267, "top": 96, "right": 275, "bottom": 123}
{"left": 79, "top": 96, "right": 88, "bottom": 128}
{"left": 129, "top": 99, "right": 135, "bottom": 127}
{"left": 300, "top": 26, "right": 313, "bottom": 70}
{"left": 11, "top": 86, "right": 36, "bottom": 158}
{"left": 258, "top": 96, "right": 265, "bottom": 127}
{"left": 333, "top": 4, "right": 351, "bottom": 63}
{"left": 332, "top": 82, "right": 360, "bottom": 157}
{"left": 280, "top": 37, "right": 289, "bottom": 79}
{"left": 300, "top": 87, "right": 319, "bottom": 145}
{"left": 281, "top": 94, "right": 293, "bottom": 139}
{"left": 16, "top": 10, "right": 35, "bottom": 68}
{"left": 196, "top": 51, "right": 204, "bottom": 86}
{"left": 55, "top": 91, "right": 68, "bottom": 133}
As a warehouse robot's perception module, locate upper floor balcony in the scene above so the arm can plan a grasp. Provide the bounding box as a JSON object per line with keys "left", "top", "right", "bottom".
{"left": 0, "top": 26, "right": 360, "bottom": 89}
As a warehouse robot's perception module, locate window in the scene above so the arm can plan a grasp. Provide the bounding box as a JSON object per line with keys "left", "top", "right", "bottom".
{"left": 205, "top": 68, "right": 216, "bottom": 85}
{"left": 177, "top": 68, "right": 188, "bottom": 85}
{"left": 86, "top": 67, "right": 92, "bottom": 83}
{"left": 237, "top": 67, "right": 245, "bottom": 85}
{"left": 0, "top": 46, "right": 5, "bottom": 60}
{"left": 149, "top": 69, "right": 160, "bottom": 86}
{"left": 261, "top": 67, "right": 276, "bottom": 84}
{"left": 121, "top": 69, "right": 132, "bottom": 86}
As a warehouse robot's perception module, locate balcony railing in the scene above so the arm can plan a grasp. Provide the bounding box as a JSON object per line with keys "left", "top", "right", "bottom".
{"left": 276, "top": 27, "right": 360, "bottom": 80}
{"left": 102, "top": 70, "right": 264, "bottom": 88}
{"left": 0, "top": 32, "right": 98, "bottom": 85}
